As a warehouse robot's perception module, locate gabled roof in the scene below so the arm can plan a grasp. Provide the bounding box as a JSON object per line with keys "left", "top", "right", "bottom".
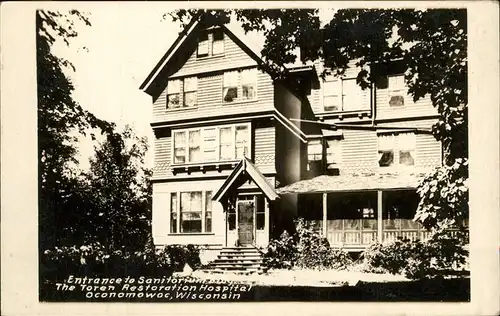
{"left": 213, "top": 157, "right": 279, "bottom": 203}
{"left": 140, "top": 15, "right": 268, "bottom": 95}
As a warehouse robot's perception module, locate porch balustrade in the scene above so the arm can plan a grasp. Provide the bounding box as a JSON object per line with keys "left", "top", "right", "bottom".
{"left": 306, "top": 219, "right": 432, "bottom": 248}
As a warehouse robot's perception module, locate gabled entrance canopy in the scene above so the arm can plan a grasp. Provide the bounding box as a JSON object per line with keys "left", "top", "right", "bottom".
{"left": 213, "top": 157, "right": 279, "bottom": 204}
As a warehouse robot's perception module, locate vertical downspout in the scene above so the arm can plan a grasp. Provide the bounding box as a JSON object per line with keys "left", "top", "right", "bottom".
{"left": 371, "top": 81, "right": 376, "bottom": 128}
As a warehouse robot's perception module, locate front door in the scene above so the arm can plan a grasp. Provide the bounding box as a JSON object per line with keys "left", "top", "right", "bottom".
{"left": 237, "top": 201, "right": 254, "bottom": 246}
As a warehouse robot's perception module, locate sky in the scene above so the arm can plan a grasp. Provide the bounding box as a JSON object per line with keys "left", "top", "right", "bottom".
{"left": 50, "top": 6, "right": 184, "bottom": 169}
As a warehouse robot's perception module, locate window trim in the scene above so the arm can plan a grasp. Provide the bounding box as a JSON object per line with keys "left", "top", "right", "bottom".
{"left": 377, "top": 132, "right": 416, "bottom": 168}
{"left": 325, "top": 137, "right": 342, "bottom": 167}
{"left": 171, "top": 122, "right": 252, "bottom": 166}
{"left": 211, "top": 28, "right": 225, "bottom": 56}
{"left": 222, "top": 68, "right": 258, "bottom": 104}
{"left": 166, "top": 77, "right": 198, "bottom": 110}
{"left": 196, "top": 31, "right": 209, "bottom": 58}
{"left": 170, "top": 190, "right": 214, "bottom": 235}
{"left": 322, "top": 77, "right": 369, "bottom": 112}
{"left": 196, "top": 28, "right": 225, "bottom": 59}
{"left": 387, "top": 74, "right": 408, "bottom": 108}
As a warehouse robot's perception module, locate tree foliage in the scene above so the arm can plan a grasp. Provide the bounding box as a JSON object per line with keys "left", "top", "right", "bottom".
{"left": 37, "top": 10, "right": 151, "bottom": 253}
{"left": 170, "top": 8, "right": 469, "bottom": 234}
{"left": 82, "top": 126, "right": 152, "bottom": 251}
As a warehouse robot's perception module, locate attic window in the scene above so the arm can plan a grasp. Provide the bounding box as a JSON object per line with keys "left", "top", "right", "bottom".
{"left": 197, "top": 32, "right": 209, "bottom": 57}
{"left": 212, "top": 29, "right": 224, "bottom": 55}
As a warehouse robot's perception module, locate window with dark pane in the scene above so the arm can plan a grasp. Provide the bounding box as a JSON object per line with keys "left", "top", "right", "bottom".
{"left": 378, "top": 134, "right": 395, "bottom": 167}
{"left": 212, "top": 28, "right": 224, "bottom": 55}
{"left": 227, "top": 206, "right": 236, "bottom": 231}
{"left": 167, "top": 79, "right": 181, "bottom": 109}
{"left": 388, "top": 75, "right": 406, "bottom": 107}
{"left": 197, "top": 32, "right": 209, "bottom": 57}
{"left": 170, "top": 193, "right": 177, "bottom": 233}
{"left": 255, "top": 195, "right": 265, "bottom": 230}
{"left": 205, "top": 191, "right": 212, "bottom": 233}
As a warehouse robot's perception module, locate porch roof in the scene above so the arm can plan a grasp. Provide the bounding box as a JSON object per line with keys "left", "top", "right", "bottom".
{"left": 276, "top": 170, "right": 431, "bottom": 194}
{"left": 213, "top": 157, "right": 279, "bottom": 202}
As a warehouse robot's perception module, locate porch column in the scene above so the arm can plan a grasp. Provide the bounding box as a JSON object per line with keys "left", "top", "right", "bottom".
{"left": 377, "top": 190, "right": 383, "bottom": 243}
{"left": 322, "top": 193, "right": 327, "bottom": 237}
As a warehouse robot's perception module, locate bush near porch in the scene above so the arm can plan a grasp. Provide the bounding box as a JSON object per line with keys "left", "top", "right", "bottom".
{"left": 358, "top": 230, "right": 469, "bottom": 280}
{"left": 263, "top": 218, "right": 468, "bottom": 280}
{"left": 263, "top": 219, "right": 353, "bottom": 270}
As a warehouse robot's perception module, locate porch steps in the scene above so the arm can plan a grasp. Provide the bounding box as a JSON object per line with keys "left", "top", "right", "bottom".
{"left": 205, "top": 246, "right": 266, "bottom": 274}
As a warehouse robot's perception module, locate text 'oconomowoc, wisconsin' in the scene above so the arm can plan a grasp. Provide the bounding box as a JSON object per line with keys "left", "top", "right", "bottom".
{"left": 46, "top": 275, "right": 252, "bottom": 301}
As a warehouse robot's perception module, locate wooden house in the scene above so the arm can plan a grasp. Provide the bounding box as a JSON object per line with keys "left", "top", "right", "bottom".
{"left": 140, "top": 16, "right": 448, "bottom": 267}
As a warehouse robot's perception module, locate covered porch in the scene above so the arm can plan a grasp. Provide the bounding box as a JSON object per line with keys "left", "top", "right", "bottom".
{"left": 213, "top": 157, "right": 279, "bottom": 248}
{"left": 277, "top": 171, "right": 431, "bottom": 251}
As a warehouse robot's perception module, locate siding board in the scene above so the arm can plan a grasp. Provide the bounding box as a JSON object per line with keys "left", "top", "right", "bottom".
{"left": 254, "top": 126, "right": 276, "bottom": 172}
{"left": 324, "top": 118, "right": 441, "bottom": 174}
{"left": 376, "top": 86, "right": 438, "bottom": 120}
{"left": 171, "top": 31, "right": 257, "bottom": 78}
{"left": 152, "top": 70, "right": 274, "bottom": 124}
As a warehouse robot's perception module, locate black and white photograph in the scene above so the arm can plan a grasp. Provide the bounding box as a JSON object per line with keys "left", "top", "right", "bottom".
{"left": 1, "top": 1, "right": 499, "bottom": 315}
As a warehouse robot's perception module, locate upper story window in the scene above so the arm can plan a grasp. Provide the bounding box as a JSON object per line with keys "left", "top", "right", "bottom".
{"left": 223, "top": 68, "right": 257, "bottom": 103}
{"left": 378, "top": 132, "right": 416, "bottom": 167}
{"left": 308, "top": 138, "right": 342, "bottom": 171}
{"left": 326, "top": 138, "right": 342, "bottom": 167}
{"left": 388, "top": 75, "right": 407, "bottom": 107}
{"left": 212, "top": 29, "right": 224, "bottom": 56}
{"left": 183, "top": 77, "right": 197, "bottom": 107}
{"left": 323, "top": 78, "right": 369, "bottom": 112}
{"left": 167, "top": 77, "right": 198, "bottom": 109}
{"left": 172, "top": 123, "right": 251, "bottom": 164}
{"left": 197, "top": 32, "right": 209, "bottom": 57}
{"left": 167, "top": 79, "right": 181, "bottom": 109}
{"left": 198, "top": 28, "right": 225, "bottom": 58}
{"left": 308, "top": 139, "right": 323, "bottom": 162}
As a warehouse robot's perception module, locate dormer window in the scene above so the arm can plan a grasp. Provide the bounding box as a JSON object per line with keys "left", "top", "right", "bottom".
{"left": 212, "top": 29, "right": 224, "bottom": 55}
{"left": 197, "top": 28, "right": 224, "bottom": 58}
{"left": 197, "top": 32, "right": 209, "bottom": 57}
{"left": 388, "top": 75, "right": 406, "bottom": 107}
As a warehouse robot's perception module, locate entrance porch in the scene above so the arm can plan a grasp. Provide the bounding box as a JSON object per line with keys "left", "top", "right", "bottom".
{"left": 213, "top": 157, "right": 279, "bottom": 249}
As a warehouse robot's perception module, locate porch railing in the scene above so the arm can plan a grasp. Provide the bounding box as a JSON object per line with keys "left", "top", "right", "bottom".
{"left": 305, "top": 219, "right": 466, "bottom": 249}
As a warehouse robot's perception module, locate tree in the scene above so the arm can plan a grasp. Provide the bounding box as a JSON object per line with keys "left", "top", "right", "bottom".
{"left": 83, "top": 126, "right": 152, "bottom": 251}
{"left": 37, "top": 10, "right": 114, "bottom": 249}
{"left": 170, "top": 9, "right": 468, "bottom": 234}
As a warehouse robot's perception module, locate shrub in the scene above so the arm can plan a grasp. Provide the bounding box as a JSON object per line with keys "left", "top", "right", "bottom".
{"left": 41, "top": 242, "right": 202, "bottom": 283}
{"left": 360, "top": 233, "right": 468, "bottom": 280}
{"left": 164, "top": 244, "right": 201, "bottom": 271}
{"left": 263, "top": 219, "right": 353, "bottom": 270}
{"left": 295, "top": 219, "right": 352, "bottom": 270}
{"left": 263, "top": 230, "right": 297, "bottom": 269}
